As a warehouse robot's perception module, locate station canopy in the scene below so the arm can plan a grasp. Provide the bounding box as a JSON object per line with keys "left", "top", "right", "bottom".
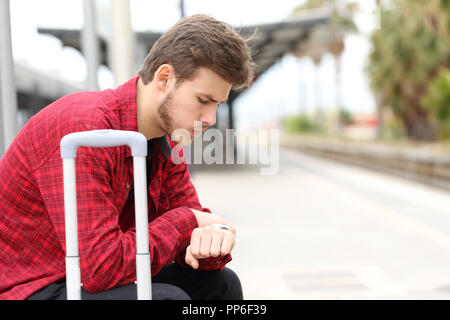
{"left": 38, "top": 12, "right": 330, "bottom": 88}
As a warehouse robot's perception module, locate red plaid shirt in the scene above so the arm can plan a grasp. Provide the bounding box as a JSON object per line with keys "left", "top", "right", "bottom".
{"left": 0, "top": 77, "right": 231, "bottom": 299}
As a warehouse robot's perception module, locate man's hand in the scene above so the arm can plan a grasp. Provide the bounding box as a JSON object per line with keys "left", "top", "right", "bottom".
{"left": 185, "top": 226, "right": 236, "bottom": 269}
{"left": 186, "top": 209, "right": 236, "bottom": 269}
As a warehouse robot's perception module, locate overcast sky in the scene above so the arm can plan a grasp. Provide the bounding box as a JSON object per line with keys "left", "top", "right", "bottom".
{"left": 9, "top": 0, "right": 378, "bottom": 129}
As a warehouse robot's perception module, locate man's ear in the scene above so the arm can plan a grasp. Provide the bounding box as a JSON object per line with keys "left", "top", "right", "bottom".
{"left": 155, "top": 64, "right": 175, "bottom": 91}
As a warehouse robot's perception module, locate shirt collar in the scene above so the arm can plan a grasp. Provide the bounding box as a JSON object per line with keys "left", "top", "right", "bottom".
{"left": 115, "top": 76, "right": 139, "bottom": 133}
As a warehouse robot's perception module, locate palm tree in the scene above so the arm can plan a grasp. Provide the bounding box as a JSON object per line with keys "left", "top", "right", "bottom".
{"left": 368, "top": 0, "right": 450, "bottom": 141}
{"left": 291, "top": 0, "right": 358, "bottom": 130}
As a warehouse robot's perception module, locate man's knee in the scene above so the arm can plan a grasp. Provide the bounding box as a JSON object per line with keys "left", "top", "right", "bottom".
{"left": 212, "top": 268, "right": 243, "bottom": 300}
{"left": 153, "top": 283, "right": 191, "bottom": 300}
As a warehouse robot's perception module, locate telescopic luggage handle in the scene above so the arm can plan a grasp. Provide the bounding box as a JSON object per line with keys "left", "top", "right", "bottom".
{"left": 60, "top": 129, "right": 151, "bottom": 300}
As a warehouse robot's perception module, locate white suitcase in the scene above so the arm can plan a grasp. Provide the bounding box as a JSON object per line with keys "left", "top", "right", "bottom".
{"left": 60, "top": 129, "right": 152, "bottom": 300}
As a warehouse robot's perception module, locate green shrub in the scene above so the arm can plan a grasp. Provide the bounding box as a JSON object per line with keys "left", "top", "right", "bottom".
{"left": 421, "top": 68, "right": 450, "bottom": 139}
{"left": 338, "top": 108, "right": 353, "bottom": 125}
{"left": 283, "top": 114, "right": 317, "bottom": 133}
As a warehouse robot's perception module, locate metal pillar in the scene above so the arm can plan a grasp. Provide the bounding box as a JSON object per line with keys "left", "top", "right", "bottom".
{"left": 180, "top": 0, "right": 185, "bottom": 18}
{"left": 112, "top": 0, "right": 134, "bottom": 86}
{"left": 227, "top": 90, "right": 239, "bottom": 130}
{"left": 82, "top": 0, "right": 99, "bottom": 91}
{"left": 0, "top": 0, "right": 18, "bottom": 155}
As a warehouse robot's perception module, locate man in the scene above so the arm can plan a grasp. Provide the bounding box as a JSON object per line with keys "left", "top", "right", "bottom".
{"left": 0, "top": 14, "right": 255, "bottom": 300}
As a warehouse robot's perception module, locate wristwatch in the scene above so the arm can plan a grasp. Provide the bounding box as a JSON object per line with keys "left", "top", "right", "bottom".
{"left": 209, "top": 224, "right": 233, "bottom": 232}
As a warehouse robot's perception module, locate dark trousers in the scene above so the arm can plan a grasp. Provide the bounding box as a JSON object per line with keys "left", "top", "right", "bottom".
{"left": 27, "top": 264, "right": 243, "bottom": 300}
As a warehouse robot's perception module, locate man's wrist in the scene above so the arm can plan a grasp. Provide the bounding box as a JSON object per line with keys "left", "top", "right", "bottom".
{"left": 190, "top": 208, "right": 218, "bottom": 227}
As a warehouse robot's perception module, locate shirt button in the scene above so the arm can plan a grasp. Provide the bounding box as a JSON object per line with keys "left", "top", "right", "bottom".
{"left": 126, "top": 182, "right": 130, "bottom": 189}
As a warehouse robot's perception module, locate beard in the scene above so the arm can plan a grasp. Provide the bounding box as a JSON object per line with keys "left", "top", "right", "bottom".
{"left": 157, "top": 90, "right": 192, "bottom": 145}
{"left": 157, "top": 90, "right": 175, "bottom": 136}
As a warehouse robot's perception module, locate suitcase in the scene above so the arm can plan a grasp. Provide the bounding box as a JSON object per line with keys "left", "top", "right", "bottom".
{"left": 60, "top": 129, "right": 152, "bottom": 300}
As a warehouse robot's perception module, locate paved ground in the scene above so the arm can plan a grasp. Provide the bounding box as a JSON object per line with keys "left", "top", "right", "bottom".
{"left": 190, "top": 148, "right": 450, "bottom": 300}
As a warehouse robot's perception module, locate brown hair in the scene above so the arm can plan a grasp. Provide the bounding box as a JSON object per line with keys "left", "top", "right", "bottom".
{"left": 138, "top": 14, "right": 255, "bottom": 90}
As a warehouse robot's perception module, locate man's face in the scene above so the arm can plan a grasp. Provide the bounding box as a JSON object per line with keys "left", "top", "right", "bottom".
{"left": 156, "top": 67, "right": 231, "bottom": 144}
